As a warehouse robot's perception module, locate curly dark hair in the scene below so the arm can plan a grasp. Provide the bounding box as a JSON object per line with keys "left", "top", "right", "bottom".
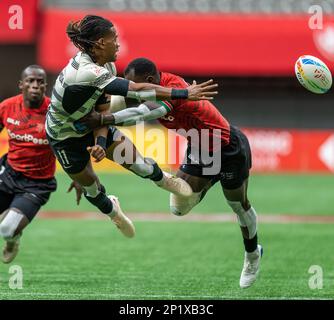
{"left": 66, "top": 15, "right": 113, "bottom": 55}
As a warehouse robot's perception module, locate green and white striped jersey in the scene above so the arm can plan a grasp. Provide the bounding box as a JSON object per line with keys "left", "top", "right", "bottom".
{"left": 46, "top": 52, "right": 117, "bottom": 140}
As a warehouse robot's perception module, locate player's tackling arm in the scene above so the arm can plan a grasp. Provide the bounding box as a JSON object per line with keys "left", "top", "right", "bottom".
{"left": 109, "top": 100, "right": 170, "bottom": 126}
{"left": 75, "top": 100, "right": 169, "bottom": 130}
{"left": 104, "top": 78, "right": 217, "bottom": 102}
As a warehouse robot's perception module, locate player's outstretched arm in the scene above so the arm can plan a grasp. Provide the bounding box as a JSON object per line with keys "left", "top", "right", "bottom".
{"left": 75, "top": 77, "right": 218, "bottom": 131}
{"left": 103, "top": 78, "right": 218, "bottom": 102}
{"left": 128, "top": 79, "right": 218, "bottom": 101}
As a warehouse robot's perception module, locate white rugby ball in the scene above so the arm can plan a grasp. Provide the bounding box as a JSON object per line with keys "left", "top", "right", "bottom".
{"left": 295, "top": 55, "right": 332, "bottom": 94}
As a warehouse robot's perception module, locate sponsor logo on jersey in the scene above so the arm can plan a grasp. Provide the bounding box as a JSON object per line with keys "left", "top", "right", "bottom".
{"left": 6, "top": 117, "right": 20, "bottom": 126}
{"left": 7, "top": 129, "right": 49, "bottom": 145}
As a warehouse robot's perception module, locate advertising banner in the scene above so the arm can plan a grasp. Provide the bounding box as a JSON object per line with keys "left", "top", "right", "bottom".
{"left": 1, "top": 127, "right": 333, "bottom": 173}
{"left": 243, "top": 128, "right": 334, "bottom": 173}
{"left": 38, "top": 9, "right": 334, "bottom": 75}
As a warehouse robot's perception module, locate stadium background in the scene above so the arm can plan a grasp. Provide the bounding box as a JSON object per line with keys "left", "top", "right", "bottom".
{"left": 0, "top": 0, "right": 333, "bottom": 300}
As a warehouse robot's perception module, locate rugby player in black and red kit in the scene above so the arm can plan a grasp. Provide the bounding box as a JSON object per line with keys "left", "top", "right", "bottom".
{"left": 77, "top": 58, "right": 263, "bottom": 289}
{"left": 0, "top": 65, "right": 57, "bottom": 263}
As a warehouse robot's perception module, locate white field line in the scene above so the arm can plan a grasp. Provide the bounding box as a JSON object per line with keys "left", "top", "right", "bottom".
{"left": 38, "top": 211, "right": 334, "bottom": 224}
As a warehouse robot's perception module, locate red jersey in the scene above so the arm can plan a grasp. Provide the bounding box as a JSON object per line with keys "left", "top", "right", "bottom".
{"left": 158, "top": 72, "right": 230, "bottom": 152}
{"left": 0, "top": 94, "right": 56, "bottom": 179}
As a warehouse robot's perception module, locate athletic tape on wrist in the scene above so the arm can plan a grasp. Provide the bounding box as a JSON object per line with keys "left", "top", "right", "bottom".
{"left": 171, "top": 88, "right": 188, "bottom": 99}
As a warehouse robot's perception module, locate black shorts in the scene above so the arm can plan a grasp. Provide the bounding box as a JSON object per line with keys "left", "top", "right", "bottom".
{"left": 0, "top": 155, "right": 57, "bottom": 221}
{"left": 47, "top": 127, "right": 120, "bottom": 174}
{"left": 180, "top": 126, "right": 252, "bottom": 190}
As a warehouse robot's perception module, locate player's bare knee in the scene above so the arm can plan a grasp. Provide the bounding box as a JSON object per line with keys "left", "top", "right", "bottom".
{"left": 0, "top": 209, "right": 24, "bottom": 239}
{"left": 170, "top": 192, "right": 201, "bottom": 216}
{"left": 227, "top": 200, "right": 257, "bottom": 239}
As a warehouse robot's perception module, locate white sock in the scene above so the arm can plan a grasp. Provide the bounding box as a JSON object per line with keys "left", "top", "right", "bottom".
{"left": 0, "top": 209, "right": 24, "bottom": 239}
{"left": 246, "top": 246, "right": 260, "bottom": 258}
{"left": 227, "top": 201, "right": 257, "bottom": 239}
{"left": 84, "top": 181, "right": 100, "bottom": 198}
{"left": 106, "top": 197, "right": 119, "bottom": 218}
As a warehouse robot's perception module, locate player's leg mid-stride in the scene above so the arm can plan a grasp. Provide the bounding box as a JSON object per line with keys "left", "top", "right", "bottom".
{"left": 108, "top": 195, "right": 135, "bottom": 238}
{"left": 66, "top": 157, "right": 136, "bottom": 239}
{"left": 223, "top": 180, "right": 263, "bottom": 288}
{"left": 169, "top": 126, "right": 263, "bottom": 288}
{"left": 106, "top": 131, "right": 193, "bottom": 198}
{"left": 51, "top": 130, "right": 136, "bottom": 239}
{"left": 0, "top": 65, "right": 58, "bottom": 263}
{"left": 0, "top": 208, "right": 23, "bottom": 263}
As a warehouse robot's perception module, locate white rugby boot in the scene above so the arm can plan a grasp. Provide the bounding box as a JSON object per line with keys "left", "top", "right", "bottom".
{"left": 108, "top": 196, "right": 135, "bottom": 238}
{"left": 169, "top": 192, "right": 202, "bottom": 216}
{"left": 155, "top": 172, "right": 193, "bottom": 197}
{"left": 2, "top": 233, "right": 21, "bottom": 264}
{"left": 239, "top": 244, "right": 263, "bottom": 288}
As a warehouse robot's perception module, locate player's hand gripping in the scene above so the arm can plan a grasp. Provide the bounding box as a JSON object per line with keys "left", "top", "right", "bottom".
{"left": 74, "top": 109, "right": 102, "bottom": 132}
{"left": 67, "top": 181, "right": 83, "bottom": 205}
{"left": 87, "top": 145, "right": 106, "bottom": 162}
{"left": 186, "top": 79, "right": 218, "bottom": 101}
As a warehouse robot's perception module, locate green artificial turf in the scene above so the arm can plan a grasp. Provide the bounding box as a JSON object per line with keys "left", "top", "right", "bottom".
{"left": 0, "top": 220, "right": 333, "bottom": 300}
{"left": 43, "top": 172, "right": 334, "bottom": 215}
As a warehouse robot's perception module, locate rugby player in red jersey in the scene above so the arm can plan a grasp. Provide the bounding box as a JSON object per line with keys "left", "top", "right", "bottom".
{"left": 77, "top": 58, "right": 263, "bottom": 289}
{"left": 0, "top": 65, "right": 57, "bottom": 263}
